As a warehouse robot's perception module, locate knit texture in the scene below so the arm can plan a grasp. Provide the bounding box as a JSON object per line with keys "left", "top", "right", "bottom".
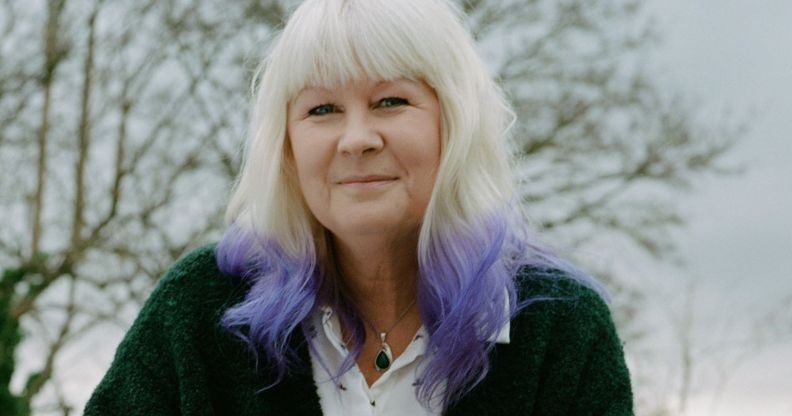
{"left": 85, "top": 244, "right": 633, "bottom": 415}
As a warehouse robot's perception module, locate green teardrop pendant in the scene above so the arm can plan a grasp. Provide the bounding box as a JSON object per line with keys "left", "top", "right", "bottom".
{"left": 375, "top": 350, "right": 391, "bottom": 371}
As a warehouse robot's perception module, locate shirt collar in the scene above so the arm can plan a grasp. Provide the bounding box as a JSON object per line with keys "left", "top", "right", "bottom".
{"left": 317, "top": 293, "right": 511, "bottom": 345}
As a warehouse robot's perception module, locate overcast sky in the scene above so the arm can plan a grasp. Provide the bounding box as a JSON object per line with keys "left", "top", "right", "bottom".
{"left": 641, "top": 0, "right": 791, "bottom": 414}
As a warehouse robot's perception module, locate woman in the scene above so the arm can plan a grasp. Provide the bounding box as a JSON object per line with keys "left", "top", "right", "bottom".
{"left": 86, "top": 0, "right": 633, "bottom": 414}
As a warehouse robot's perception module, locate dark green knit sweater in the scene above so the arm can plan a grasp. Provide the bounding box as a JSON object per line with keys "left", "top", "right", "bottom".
{"left": 85, "top": 244, "right": 633, "bottom": 415}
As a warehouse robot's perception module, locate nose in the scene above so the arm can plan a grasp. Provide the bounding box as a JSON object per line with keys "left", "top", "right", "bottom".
{"left": 337, "top": 111, "right": 383, "bottom": 157}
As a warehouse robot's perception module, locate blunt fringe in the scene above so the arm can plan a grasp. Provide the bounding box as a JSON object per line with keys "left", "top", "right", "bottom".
{"left": 217, "top": 0, "right": 606, "bottom": 410}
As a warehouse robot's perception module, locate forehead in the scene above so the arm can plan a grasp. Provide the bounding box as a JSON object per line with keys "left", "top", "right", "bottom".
{"left": 295, "top": 77, "right": 419, "bottom": 97}
{"left": 275, "top": 7, "right": 431, "bottom": 101}
{"left": 284, "top": 59, "right": 423, "bottom": 102}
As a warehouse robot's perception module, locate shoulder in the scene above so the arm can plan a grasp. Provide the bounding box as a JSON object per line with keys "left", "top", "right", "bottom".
{"left": 108, "top": 243, "right": 249, "bottom": 366}
{"left": 511, "top": 266, "right": 618, "bottom": 344}
{"left": 138, "top": 243, "right": 248, "bottom": 328}
{"left": 159, "top": 242, "right": 245, "bottom": 294}
{"left": 454, "top": 267, "right": 633, "bottom": 414}
{"left": 515, "top": 266, "right": 610, "bottom": 311}
{"left": 157, "top": 243, "right": 223, "bottom": 289}
{"left": 86, "top": 245, "right": 262, "bottom": 414}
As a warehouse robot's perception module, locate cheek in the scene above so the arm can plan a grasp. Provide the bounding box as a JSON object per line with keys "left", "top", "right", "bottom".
{"left": 291, "top": 144, "right": 314, "bottom": 179}
{"left": 294, "top": 153, "right": 327, "bottom": 200}
{"left": 415, "top": 120, "right": 442, "bottom": 175}
{"left": 403, "top": 126, "right": 441, "bottom": 202}
{"left": 288, "top": 139, "right": 329, "bottom": 210}
{"left": 290, "top": 128, "right": 327, "bottom": 176}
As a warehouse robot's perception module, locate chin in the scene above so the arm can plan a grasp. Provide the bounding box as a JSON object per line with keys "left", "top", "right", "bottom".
{"left": 329, "top": 212, "right": 420, "bottom": 240}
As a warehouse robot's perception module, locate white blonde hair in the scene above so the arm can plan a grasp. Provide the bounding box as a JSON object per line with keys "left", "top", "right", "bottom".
{"left": 225, "top": 0, "right": 519, "bottom": 260}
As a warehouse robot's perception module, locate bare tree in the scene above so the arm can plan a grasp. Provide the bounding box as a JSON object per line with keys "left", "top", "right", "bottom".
{"left": 0, "top": 0, "right": 283, "bottom": 414}
{"left": 468, "top": 0, "right": 738, "bottom": 256}
{"left": 0, "top": 0, "right": 742, "bottom": 414}
{"left": 662, "top": 280, "right": 792, "bottom": 416}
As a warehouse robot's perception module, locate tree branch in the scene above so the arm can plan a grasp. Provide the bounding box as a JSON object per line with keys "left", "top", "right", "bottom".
{"left": 71, "top": 7, "right": 99, "bottom": 250}
{"left": 32, "top": 0, "right": 69, "bottom": 256}
{"left": 22, "top": 275, "right": 77, "bottom": 404}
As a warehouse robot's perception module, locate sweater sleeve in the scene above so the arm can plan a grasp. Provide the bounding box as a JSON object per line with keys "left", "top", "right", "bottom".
{"left": 554, "top": 289, "right": 633, "bottom": 416}
{"left": 83, "top": 277, "right": 181, "bottom": 416}
{"left": 563, "top": 290, "right": 634, "bottom": 416}
{"left": 512, "top": 275, "right": 633, "bottom": 416}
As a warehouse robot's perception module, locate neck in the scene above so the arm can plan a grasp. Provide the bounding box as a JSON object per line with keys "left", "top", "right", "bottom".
{"left": 330, "top": 232, "right": 423, "bottom": 385}
{"left": 332, "top": 232, "right": 420, "bottom": 325}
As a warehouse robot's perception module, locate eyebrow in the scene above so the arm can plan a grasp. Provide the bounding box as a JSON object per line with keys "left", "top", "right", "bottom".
{"left": 291, "top": 79, "right": 421, "bottom": 108}
{"left": 301, "top": 78, "right": 416, "bottom": 93}
{"left": 291, "top": 88, "right": 330, "bottom": 109}
{"left": 299, "top": 85, "right": 330, "bottom": 94}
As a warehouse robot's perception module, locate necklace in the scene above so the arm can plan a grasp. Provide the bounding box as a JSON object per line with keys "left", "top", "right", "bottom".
{"left": 359, "top": 299, "right": 417, "bottom": 372}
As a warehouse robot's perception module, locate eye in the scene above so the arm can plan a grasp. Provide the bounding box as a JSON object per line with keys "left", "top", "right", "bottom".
{"left": 378, "top": 97, "right": 409, "bottom": 108}
{"left": 308, "top": 103, "right": 338, "bottom": 116}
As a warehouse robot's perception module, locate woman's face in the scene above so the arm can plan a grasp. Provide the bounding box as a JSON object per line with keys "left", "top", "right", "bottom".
{"left": 287, "top": 77, "right": 442, "bottom": 242}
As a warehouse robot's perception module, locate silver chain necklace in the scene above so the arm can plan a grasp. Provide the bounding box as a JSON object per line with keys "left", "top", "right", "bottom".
{"left": 359, "top": 299, "right": 417, "bottom": 372}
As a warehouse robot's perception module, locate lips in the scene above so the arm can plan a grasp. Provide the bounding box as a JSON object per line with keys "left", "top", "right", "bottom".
{"left": 337, "top": 175, "right": 398, "bottom": 185}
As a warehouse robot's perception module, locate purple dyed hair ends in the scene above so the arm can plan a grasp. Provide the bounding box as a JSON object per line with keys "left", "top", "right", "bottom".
{"left": 216, "top": 209, "right": 605, "bottom": 410}
{"left": 216, "top": 227, "right": 323, "bottom": 384}
{"left": 416, "top": 214, "right": 515, "bottom": 407}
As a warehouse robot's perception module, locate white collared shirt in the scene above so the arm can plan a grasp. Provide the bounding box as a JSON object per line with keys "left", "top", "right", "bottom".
{"left": 307, "top": 307, "right": 510, "bottom": 416}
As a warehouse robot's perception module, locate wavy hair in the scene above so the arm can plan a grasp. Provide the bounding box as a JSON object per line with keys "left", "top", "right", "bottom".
{"left": 217, "top": 0, "right": 605, "bottom": 410}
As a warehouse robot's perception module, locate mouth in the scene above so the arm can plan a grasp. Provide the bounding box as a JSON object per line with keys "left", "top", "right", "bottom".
{"left": 336, "top": 175, "right": 398, "bottom": 191}
{"left": 337, "top": 175, "right": 398, "bottom": 185}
